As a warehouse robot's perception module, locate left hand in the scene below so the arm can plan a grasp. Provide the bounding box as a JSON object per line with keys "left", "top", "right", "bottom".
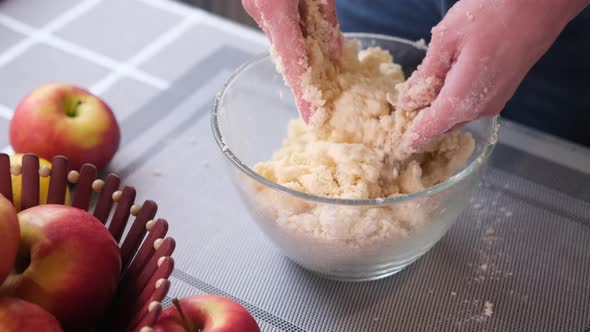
{"left": 242, "top": 0, "right": 342, "bottom": 123}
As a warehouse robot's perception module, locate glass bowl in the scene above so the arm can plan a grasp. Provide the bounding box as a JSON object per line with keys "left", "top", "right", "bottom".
{"left": 212, "top": 33, "right": 499, "bottom": 281}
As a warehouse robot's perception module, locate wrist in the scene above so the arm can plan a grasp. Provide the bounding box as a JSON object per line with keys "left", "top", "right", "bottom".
{"left": 528, "top": 0, "right": 589, "bottom": 29}
{"left": 557, "top": 0, "right": 590, "bottom": 21}
{"left": 575, "top": 0, "right": 590, "bottom": 14}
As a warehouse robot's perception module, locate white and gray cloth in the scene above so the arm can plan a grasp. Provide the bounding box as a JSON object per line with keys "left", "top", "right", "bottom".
{"left": 0, "top": 1, "right": 588, "bottom": 331}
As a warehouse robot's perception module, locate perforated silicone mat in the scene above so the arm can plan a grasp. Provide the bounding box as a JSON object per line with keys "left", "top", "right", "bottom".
{"left": 0, "top": 1, "right": 588, "bottom": 330}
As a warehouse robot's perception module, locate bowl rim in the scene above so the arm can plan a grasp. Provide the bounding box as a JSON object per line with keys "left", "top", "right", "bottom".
{"left": 211, "top": 32, "right": 500, "bottom": 206}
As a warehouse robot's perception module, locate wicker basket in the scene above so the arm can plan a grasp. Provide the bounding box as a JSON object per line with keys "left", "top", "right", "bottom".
{"left": 0, "top": 153, "right": 174, "bottom": 332}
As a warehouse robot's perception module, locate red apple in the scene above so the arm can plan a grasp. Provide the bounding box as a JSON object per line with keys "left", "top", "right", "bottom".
{"left": 153, "top": 296, "right": 260, "bottom": 332}
{"left": 0, "top": 194, "right": 19, "bottom": 285}
{"left": 10, "top": 83, "right": 120, "bottom": 171}
{"left": 0, "top": 297, "right": 63, "bottom": 332}
{"left": 0, "top": 205, "right": 122, "bottom": 331}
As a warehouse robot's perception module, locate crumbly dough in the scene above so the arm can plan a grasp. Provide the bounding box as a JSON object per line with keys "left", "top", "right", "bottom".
{"left": 251, "top": 1, "right": 475, "bottom": 247}
{"left": 258, "top": 41, "right": 474, "bottom": 200}
{"left": 252, "top": 41, "right": 474, "bottom": 246}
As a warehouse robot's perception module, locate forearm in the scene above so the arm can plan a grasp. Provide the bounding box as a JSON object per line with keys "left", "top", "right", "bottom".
{"left": 571, "top": 0, "right": 590, "bottom": 15}
{"left": 511, "top": 0, "right": 590, "bottom": 36}
{"left": 551, "top": 0, "right": 590, "bottom": 22}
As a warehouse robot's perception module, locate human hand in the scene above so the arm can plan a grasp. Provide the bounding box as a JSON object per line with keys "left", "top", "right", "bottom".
{"left": 399, "top": 0, "right": 590, "bottom": 146}
{"left": 242, "top": 0, "right": 342, "bottom": 122}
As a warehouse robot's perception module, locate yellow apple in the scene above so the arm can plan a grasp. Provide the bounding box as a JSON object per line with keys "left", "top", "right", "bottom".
{"left": 9, "top": 154, "right": 70, "bottom": 212}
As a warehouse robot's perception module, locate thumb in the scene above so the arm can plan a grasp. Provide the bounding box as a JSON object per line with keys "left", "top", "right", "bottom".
{"left": 407, "top": 50, "right": 486, "bottom": 146}
{"left": 397, "top": 25, "right": 457, "bottom": 111}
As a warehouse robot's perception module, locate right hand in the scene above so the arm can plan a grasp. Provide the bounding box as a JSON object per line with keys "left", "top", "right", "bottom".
{"left": 398, "top": 0, "right": 590, "bottom": 147}
{"left": 242, "top": 0, "right": 342, "bottom": 122}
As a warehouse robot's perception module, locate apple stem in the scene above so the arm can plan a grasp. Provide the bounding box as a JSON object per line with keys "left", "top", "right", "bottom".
{"left": 172, "top": 298, "right": 197, "bottom": 332}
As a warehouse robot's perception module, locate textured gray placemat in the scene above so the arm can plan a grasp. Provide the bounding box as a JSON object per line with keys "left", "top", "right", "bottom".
{"left": 106, "top": 45, "right": 590, "bottom": 332}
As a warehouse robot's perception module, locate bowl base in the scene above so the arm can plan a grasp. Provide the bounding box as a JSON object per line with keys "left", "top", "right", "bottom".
{"left": 294, "top": 249, "right": 431, "bottom": 282}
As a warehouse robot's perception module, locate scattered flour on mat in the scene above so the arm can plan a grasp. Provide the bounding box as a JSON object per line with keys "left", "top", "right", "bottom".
{"left": 456, "top": 299, "right": 495, "bottom": 326}
{"left": 452, "top": 190, "right": 519, "bottom": 326}
{"left": 469, "top": 193, "right": 515, "bottom": 283}
{"left": 484, "top": 301, "right": 494, "bottom": 317}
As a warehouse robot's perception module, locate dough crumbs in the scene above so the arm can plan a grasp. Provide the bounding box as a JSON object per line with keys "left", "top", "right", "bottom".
{"left": 252, "top": 0, "right": 475, "bottom": 248}
{"left": 395, "top": 75, "right": 443, "bottom": 112}
{"left": 415, "top": 38, "right": 428, "bottom": 49}
{"left": 483, "top": 301, "right": 494, "bottom": 317}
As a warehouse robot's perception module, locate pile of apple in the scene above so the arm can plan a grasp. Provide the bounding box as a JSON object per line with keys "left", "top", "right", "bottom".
{"left": 0, "top": 193, "right": 260, "bottom": 332}
{"left": 0, "top": 195, "right": 121, "bottom": 331}
{"left": 0, "top": 83, "right": 261, "bottom": 331}
{"left": 1, "top": 82, "right": 124, "bottom": 331}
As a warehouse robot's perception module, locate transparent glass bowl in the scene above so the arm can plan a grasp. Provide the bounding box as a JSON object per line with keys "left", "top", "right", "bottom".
{"left": 212, "top": 33, "right": 499, "bottom": 281}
